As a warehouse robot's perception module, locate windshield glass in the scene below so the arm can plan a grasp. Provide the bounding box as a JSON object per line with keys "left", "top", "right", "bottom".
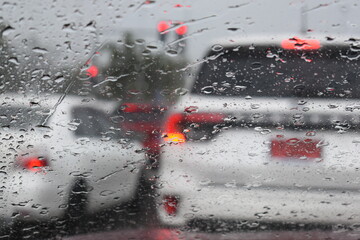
{"left": 0, "top": 107, "right": 48, "bottom": 128}
{"left": 3, "top": 1, "right": 360, "bottom": 240}
{"left": 193, "top": 46, "right": 360, "bottom": 98}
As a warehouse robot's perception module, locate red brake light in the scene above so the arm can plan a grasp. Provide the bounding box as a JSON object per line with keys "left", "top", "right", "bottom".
{"left": 86, "top": 65, "right": 99, "bottom": 77}
{"left": 157, "top": 21, "right": 170, "bottom": 33}
{"left": 17, "top": 157, "right": 48, "bottom": 172}
{"left": 120, "top": 103, "right": 163, "bottom": 113}
{"left": 271, "top": 138, "right": 322, "bottom": 159}
{"left": 163, "top": 195, "right": 179, "bottom": 216}
{"left": 163, "top": 112, "right": 225, "bottom": 143}
{"left": 281, "top": 37, "right": 321, "bottom": 50}
{"left": 186, "top": 113, "right": 225, "bottom": 123}
{"left": 164, "top": 113, "right": 186, "bottom": 143}
{"left": 175, "top": 24, "right": 188, "bottom": 35}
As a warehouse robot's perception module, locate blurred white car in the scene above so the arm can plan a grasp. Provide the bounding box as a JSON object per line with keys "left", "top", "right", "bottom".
{"left": 157, "top": 36, "right": 360, "bottom": 227}
{"left": 0, "top": 94, "right": 144, "bottom": 225}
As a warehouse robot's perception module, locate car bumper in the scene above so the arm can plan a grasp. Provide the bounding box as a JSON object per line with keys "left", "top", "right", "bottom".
{"left": 157, "top": 183, "right": 360, "bottom": 226}
{"left": 5, "top": 171, "right": 71, "bottom": 222}
{"left": 157, "top": 129, "right": 360, "bottom": 226}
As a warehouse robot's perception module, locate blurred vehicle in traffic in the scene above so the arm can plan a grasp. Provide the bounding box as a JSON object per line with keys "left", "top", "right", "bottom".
{"left": 156, "top": 36, "right": 360, "bottom": 227}
{"left": 79, "top": 39, "right": 185, "bottom": 165}
{"left": 1, "top": 94, "right": 144, "bottom": 227}
{"left": 116, "top": 102, "right": 166, "bottom": 166}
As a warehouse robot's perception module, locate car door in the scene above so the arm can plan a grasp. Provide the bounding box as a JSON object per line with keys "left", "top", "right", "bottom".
{"left": 70, "top": 106, "right": 144, "bottom": 211}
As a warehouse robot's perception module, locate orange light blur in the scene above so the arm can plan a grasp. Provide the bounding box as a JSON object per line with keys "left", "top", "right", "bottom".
{"left": 164, "top": 133, "right": 186, "bottom": 143}
{"left": 281, "top": 37, "right": 321, "bottom": 50}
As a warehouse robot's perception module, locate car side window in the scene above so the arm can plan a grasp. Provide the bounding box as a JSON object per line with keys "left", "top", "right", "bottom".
{"left": 71, "top": 107, "right": 110, "bottom": 138}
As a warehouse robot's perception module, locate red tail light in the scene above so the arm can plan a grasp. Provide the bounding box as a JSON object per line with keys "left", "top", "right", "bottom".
{"left": 157, "top": 21, "right": 171, "bottom": 33}
{"left": 86, "top": 65, "right": 99, "bottom": 77}
{"left": 175, "top": 24, "right": 188, "bottom": 35}
{"left": 120, "top": 103, "right": 164, "bottom": 113}
{"left": 163, "top": 195, "right": 179, "bottom": 216}
{"left": 163, "top": 112, "right": 225, "bottom": 143}
{"left": 281, "top": 37, "right": 321, "bottom": 50}
{"left": 17, "top": 157, "right": 48, "bottom": 172}
{"left": 271, "top": 138, "right": 322, "bottom": 159}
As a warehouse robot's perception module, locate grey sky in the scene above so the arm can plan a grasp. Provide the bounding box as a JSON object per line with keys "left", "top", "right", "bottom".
{"left": 1, "top": 0, "right": 360, "bottom": 67}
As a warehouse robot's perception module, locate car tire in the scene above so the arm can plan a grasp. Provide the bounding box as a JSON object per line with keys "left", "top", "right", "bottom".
{"left": 64, "top": 178, "right": 88, "bottom": 234}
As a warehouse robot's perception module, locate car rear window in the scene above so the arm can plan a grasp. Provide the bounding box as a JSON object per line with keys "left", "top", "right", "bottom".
{"left": 192, "top": 46, "right": 360, "bottom": 98}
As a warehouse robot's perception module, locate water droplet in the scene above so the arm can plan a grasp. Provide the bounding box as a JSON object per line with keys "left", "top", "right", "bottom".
{"left": 110, "top": 115, "right": 125, "bottom": 123}
{"left": 260, "top": 129, "right": 271, "bottom": 135}
{"left": 142, "top": 49, "right": 151, "bottom": 56}
{"left": 135, "top": 39, "right": 145, "bottom": 45}
{"left": 184, "top": 106, "right": 198, "bottom": 113}
{"left": 201, "top": 86, "right": 215, "bottom": 94}
{"left": 174, "top": 88, "right": 188, "bottom": 96}
{"left": 224, "top": 180, "right": 237, "bottom": 188}
{"left": 147, "top": 45, "right": 158, "bottom": 50}
{"left": 316, "top": 140, "right": 329, "bottom": 147}
{"left": 32, "top": 47, "right": 48, "bottom": 54}
{"left": 225, "top": 72, "right": 235, "bottom": 78}
{"left": 306, "top": 131, "right": 316, "bottom": 136}
{"left": 76, "top": 137, "right": 90, "bottom": 145}
{"left": 251, "top": 104, "right": 260, "bottom": 109}
{"left": 41, "top": 75, "right": 51, "bottom": 81}
{"left": 55, "top": 76, "right": 65, "bottom": 83}
{"left": 199, "top": 178, "right": 211, "bottom": 186}
{"left": 100, "top": 190, "right": 115, "bottom": 196}
{"left": 8, "top": 57, "right": 19, "bottom": 65}
{"left": 1, "top": 26, "right": 15, "bottom": 36}
{"left": 166, "top": 49, "right": 178, "bottom": 56}
{"left": 250, "top": 62, "right": 262, "bottom": 70}
{"left": 211, "top": 44, "right": 223, "bottom": 52}
{"left": 298, "top": 100, "right": 307, "bottom": 105}
{"left": 101, "top": 136, "right": 111, "bottom": 141}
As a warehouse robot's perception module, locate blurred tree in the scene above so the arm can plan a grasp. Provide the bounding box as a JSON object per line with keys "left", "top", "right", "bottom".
{"left": 73, "top": 32, "right": 187, "bottom": 105}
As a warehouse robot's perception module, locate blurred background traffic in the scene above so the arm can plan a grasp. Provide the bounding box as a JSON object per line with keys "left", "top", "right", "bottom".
{"left": 2, "top": 0, "right": 360, "bottom": 239}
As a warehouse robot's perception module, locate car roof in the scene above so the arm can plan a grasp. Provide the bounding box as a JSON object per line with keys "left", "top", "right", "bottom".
{"left": 210, "top": 34, "right": 357, "bottom": 49}
{"left": 183, "top": 34, "right": 360, "bottom": 90}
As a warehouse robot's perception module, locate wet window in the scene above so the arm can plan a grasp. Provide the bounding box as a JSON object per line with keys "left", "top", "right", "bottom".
{"left": 2, "top": 1, "right": 360, "bottom": 240}
{"left": 193, "top": 47, "right": 360, "bottom": 98}
{"left": 72, "top": 107, "right": 111, "bottom": 138}
{"left": 0, "top": 107, "right": 47, "bottom": 129}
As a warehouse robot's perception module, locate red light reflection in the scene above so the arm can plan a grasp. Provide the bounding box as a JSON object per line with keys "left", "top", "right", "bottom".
{"left": 281, "top": 37, "right": 321, "bottom": 50}
{"left": 86, "top": 65, "right": 99, "bottom": 77}
{"left": 157, "top": 21, "right": 170, "bottom": 33}
{"left": 175, "top": 25, "right": 188, "bottom": 35}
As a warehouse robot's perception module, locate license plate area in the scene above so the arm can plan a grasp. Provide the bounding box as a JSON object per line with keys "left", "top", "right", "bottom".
{"left": 271, "top": 138, "right": 321, "bottom": 159}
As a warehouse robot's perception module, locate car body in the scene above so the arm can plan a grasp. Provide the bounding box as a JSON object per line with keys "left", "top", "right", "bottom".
{"left": 156, "top": 36, "right": 360, "bottom": 227}
{"left": 0, "top": 94, "right": 144, "bottom": 225}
